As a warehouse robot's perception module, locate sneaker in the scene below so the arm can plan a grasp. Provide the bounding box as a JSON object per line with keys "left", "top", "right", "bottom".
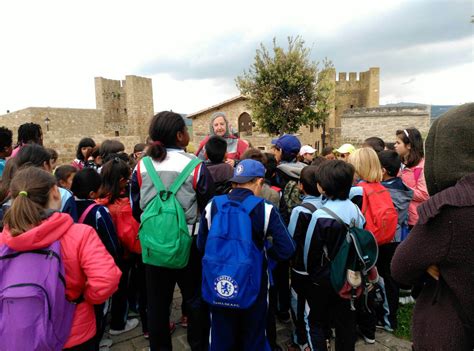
{"left": 180, "top": 315, "right": 188, "bottom": 328}
{"left": 362, "top": 334, "right": 375, "bottom": 344}
{"left": 109, "top": 318, "right": 139, "bottom": 335}
{"left": 99, "top": 336, "right": 113, "bottom": 348}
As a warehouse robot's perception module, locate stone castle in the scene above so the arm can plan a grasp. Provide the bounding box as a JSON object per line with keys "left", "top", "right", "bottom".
{"left": 0, "top": 75, "right": 153, "bottom": 163}
{"left": 0, "top": 69, "right": 432, "bottom": 161}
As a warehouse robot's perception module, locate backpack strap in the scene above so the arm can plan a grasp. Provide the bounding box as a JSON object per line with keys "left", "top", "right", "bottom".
{"left": 142, "top": 156, "right": 166, "bottom": 197}
{"left": 78, "top": 203, "right": 97, "bottom": 224}
{"left": 320, "top": 207, "right": 349, "bottom": 229}
{"left": 170, "top": 158, "right": 202, "bottom": 195}
{"left": 301, "top": 202, "right": 317, "bottom": 213}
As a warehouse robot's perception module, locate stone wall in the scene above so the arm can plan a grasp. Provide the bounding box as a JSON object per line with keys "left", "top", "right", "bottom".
{"left": 341, "top": 105, "right": 431, "bottom": 146}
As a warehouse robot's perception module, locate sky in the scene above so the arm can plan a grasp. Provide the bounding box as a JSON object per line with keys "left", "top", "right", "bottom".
{"left": 0, "top": 0, "right": 472, "bottom": 116}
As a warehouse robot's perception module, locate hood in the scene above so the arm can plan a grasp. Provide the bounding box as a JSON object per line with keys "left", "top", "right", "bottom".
{"left": 418, "top": 173, "right": 474, "bottom": 225}
{"left": 277, "top": 162, "right": 306, "bottom": 179}
{"left": 1, "top": 212, "right": 73, "bottom": 251}
{"left": 424, "top": 103, "right": 474, "bottom": 196}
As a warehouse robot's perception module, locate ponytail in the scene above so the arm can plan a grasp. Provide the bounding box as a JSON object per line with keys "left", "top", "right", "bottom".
{"left": 147, "top": 111, "right": 187, "bottom": 162}
{"left": 3, "top": 167, "right": 56, "bottom": 236}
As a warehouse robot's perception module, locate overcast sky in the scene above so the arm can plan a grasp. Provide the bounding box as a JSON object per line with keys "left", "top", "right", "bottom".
{"left": 0, "top": 0, "right": 472, "bottom": 116}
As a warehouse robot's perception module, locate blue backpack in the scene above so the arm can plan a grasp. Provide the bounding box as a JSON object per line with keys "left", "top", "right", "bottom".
{"left": 202, "top": 195, "right": 264, "bottom": 309}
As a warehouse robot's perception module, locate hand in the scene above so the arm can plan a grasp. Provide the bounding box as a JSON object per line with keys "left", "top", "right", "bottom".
{"left": 427, "top": 265, "right": 440, "bottom": 280}
{"left": 225, "top": 159, "right": 235, "bottom": 167}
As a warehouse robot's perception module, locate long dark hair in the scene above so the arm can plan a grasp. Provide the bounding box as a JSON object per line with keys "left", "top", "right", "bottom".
{"left": 17, "top": 122, "right": 43, "bottom": 146}
{"left": 396, "top": 128, "right": 424, "bottom": 168}
{"left": 76, "top": 137, "right": 96, "bottom": 161}
{"left": 147, "top": 111, "right": 186, "bottom": 162}
{"left": 16, "top": 144, "right": 51, "bottom": 169}
{"left": 100, "top": 154, "right": 131, "bottom": 204}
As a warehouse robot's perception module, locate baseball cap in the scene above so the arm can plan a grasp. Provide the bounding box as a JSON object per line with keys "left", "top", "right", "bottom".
{"left": 229, "top": 159, "right": 266, "bottom": 184}
{"left": 299, "top": 145, "right": 317, "bottom": 156}
{"left": 271, "top": 134, "right": 301, "bottom": 155}
{"left": 335, "top": 143, "right": 356, "bottom": 154}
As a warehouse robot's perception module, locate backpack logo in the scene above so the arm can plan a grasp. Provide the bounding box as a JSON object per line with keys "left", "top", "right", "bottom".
{"left": 235, "top": 164, "right": 244, "bottom": 175}
{"left": 214, "top": 275, "right": 239, "bottom": 299}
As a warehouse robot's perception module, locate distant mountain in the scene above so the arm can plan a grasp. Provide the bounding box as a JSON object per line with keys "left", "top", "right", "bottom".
{"left": 381, "top": 102, "right": 457, "bottom": 120}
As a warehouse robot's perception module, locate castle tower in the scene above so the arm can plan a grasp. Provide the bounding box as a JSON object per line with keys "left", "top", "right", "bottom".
{"left": 94, "top": 75, "right": 154, "bottom": 139}
{"left": 124, "top": 75, "right": 154, "bottom": 139}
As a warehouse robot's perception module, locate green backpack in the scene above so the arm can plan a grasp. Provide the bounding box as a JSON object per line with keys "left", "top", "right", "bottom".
{"left": 320, "top": 207, "right": 379, "bottom": 311}
{"left": 139, "top": 156, "right": 202, "bottom": 268}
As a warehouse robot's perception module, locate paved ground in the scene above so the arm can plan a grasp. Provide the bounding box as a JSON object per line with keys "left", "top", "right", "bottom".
{"left": 109, "top": 289, "right": 412, "bottom": 351}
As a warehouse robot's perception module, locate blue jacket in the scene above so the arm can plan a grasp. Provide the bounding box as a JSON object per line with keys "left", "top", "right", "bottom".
{"left": 198, "top": 188, "right": 295, "bottom": 263}
{"left": 288, "top": 195, "right": 323, "bottom": 274}
{"left": 304, "top": 198, "right": 365, "bottom": 283}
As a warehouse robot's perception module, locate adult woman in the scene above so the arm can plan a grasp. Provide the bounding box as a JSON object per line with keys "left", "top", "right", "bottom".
{"left": 394, "top": 128, "right": 429, "bottom": 227}
{"left": 195, "top": 112, "right": 249, "bottom": 166}
{"left": 392, "top": 103, "right": 474, "bottom": 350}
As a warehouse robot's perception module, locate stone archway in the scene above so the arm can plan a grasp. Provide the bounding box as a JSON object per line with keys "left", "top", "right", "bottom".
{"left": 238, "top": 112, "right": 253, "bottom": 136}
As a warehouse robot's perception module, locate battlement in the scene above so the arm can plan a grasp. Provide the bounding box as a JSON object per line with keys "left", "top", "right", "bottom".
{"left": 336, "top": 67, "right": 379, "bottom": 83}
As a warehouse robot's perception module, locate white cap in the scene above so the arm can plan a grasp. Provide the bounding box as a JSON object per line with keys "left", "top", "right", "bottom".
{"left": 299, "top": 145, "right": 317, "bottom": 156}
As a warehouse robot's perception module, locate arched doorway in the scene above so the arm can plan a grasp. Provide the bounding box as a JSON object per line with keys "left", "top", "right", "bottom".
{"left": 238, "top": 112, "right": 253, "bottom": 136}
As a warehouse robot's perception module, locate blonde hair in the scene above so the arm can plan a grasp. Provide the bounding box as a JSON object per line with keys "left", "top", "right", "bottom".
{"left": 348, "top": 147, "right": 383, "bottom": 182}
{"left": 3, "top": 167, "right": 56, "bottom": 236}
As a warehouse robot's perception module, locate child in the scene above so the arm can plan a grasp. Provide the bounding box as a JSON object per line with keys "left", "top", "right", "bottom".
{"left": 205, "top": 135, "right": 234, "bottom": 195}
{"left": 348, "top": 148, "right": 398, "bottom": 343}
{"left": 304, "top": 160, "right": 365, "bottom": 350}
{"left": 298, "top": 145, "right": 317, "bottom": 165}
{"left": 16, "top": 144, "right": 78, "bottom": 222}
{"left": 363, "top": 137, "right": 385, "bottom": 153}
{"left": 287, "top": 165, "right": 324, "bottom": 351}
{"left": 241, "top": 148, "right": 281, "bottom": 208}
{"left": 55, "top": 165, "right": 78, "bottom": 190}
{"left": 46, "top": 148, "right": 59, "bottom": 170}
{"left": 198, "top": 159, "right": 295, "bottom": 351}
{"left": 394, "top": 128, "right": 429, "bottom": 227}
{"left": 131, "top": 111, "right": 215, "bottom": 350}
{"left": 71, "top": 167, "right": 123, "bottom": 349}
{"left": 0, "top": 126, "right": 13, "bottom": 178}
{"left": 10, "top": 122, "right": 43, "bottom": 158}
{"left": 0, "top": 167, "right": 121, "bottom": 350}
{"left": 72, "top": 137, "right": 96, "bottom": 170}
{"left": 99, "top": 156, "right": 141, "bottom": 336}
{"left": 377, "top": 150, "right": 413, "bottom": 330}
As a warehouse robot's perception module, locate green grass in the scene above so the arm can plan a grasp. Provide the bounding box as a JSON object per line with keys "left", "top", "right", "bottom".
{"left": 394, "top": 303, "right": 414, "bottom": 340}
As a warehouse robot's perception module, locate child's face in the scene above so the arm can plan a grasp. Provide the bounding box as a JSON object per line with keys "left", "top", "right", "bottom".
{"left": 81, "top": 146, "right": 93, "bottom": 160}
{"left": 395, "top": 137, "right": 410, "bottom": 157}
{"left": 177, "top": 127, "right": 190, "bottom": 148}
{"left": 60, "top": 173, "right": 75, "bottom": 190}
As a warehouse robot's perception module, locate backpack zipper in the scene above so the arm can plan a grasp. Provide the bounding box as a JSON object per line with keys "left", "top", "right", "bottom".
{"left": 4, "top": 283, "right": 52, "bottom": 319}
{"left": 1, "top": 249, "right": 66, "bottom": 287}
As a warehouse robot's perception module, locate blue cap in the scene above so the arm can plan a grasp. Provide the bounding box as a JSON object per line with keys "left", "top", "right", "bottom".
{"left": 271, "top": 134, "right": 301, "bottom": 155}
{"left": 229, "top": 159, "right": 266, "bottom": 183}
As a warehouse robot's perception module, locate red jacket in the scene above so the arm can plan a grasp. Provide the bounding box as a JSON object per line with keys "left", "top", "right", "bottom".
{"left": 1, "top": 212, "right": 121, "bottom": 348}
{"left": 196, "top": 135, "right": 249, "bottom": 160}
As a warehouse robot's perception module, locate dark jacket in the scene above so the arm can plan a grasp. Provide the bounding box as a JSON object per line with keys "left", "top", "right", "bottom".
{"left": 381, "top": 177, "right": 413, "bottom": 242}
{"left": 304, "top": 197, "right": 365, "bottom": 283}
{"left": 392, "top": 174, "right": 474, "bottom": 350}
{"left": 288, "top": 195, "right": 323, "bottom": 274}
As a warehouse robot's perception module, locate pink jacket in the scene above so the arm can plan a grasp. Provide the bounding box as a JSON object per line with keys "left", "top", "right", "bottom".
{"left": 1, "top": 212, "right": 121, "bottom": 348}
{"left": 400, "top": 159, "right": 429, "bottom": 225}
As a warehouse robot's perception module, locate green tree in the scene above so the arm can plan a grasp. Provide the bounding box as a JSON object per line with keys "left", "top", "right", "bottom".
{"left": 236, "top": 36, "right": 328, "bottom": 135}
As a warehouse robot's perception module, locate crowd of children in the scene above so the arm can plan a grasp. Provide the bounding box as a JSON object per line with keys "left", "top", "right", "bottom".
{"left": 0, "top": 103, "right": 473, "bottom": 351}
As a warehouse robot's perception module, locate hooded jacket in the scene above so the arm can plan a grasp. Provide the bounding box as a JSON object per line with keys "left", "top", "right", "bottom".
{"left": 400, "top": 159, "right": 429, "bottom": 226}
{"left": 392, "top": 103, "right": 474, "bottom": 351}
{"left": 381, "top": 177, "right": 413, "bottom": 242}
{"left": 1, "top": 212, "right": 121, "bottom": 348}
